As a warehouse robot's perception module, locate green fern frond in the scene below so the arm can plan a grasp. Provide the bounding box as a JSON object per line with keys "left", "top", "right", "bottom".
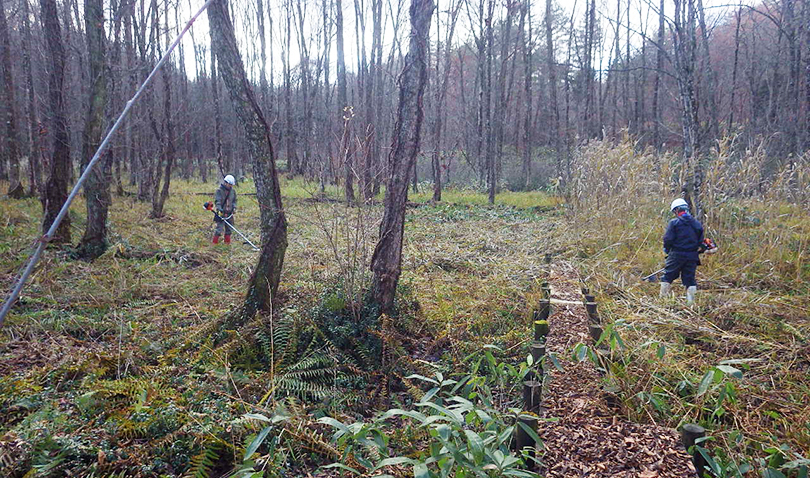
{"left": 118, "top": 419, "right": 152, "bottom": 439}
{"left": 285, "top": 422, "right": 340, "bottom": 460}
{"left": 93, "top": 377, "right": 150, "bottom": 400}
{"left": 275, "top": 377, "right": 335, "bottom": 400}
{"left": 182, "top": 441, "right": 222, "bottom": 478}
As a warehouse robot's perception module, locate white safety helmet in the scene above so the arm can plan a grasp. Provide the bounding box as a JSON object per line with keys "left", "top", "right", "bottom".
{"left": 224, "top": 175, "right": 236, "bottom": 185}
{"left": 670, "top": 198, "right": 688, "bottom": 212}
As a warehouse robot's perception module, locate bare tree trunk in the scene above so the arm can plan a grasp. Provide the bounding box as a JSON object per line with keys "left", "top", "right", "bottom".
{"left": 319, "top": 0, "right": 332, "bottom": 191}
{"left": 0, "top": 0, "right": 23, "bottom": 197}
{"left": 520, "top": 0, "right": 534, "bottom": 189}
{"left": 564, "top": 7, "right": 575, "bottom": 176}
{"left": 696, "top": 0, "right": 718, "bottom": 147}
{"left": 545, "top": 0, "right": 563, "bottom": 184}
{"left": 361, "top": 0, "right": 383, "bottom": 201}
{"left": 727, "top": 3, "right": 742, "bottom": 134}
{"left": 431, "top": 0, "right": 461, "bottom": 201}
{"left": 805, "top": 0, "right": 810, "bottom": 150}
{"left": 124, "top": 5, "right": 136, "bottom": 187}
{"left": 493, "top": 0, "right": 514, "bottom": 197}
{"left": 208, "top": 0, "right": 288, "bottom": 327}
{"left": 40, "top": 0, "right": 71, "bottom": 244}
{"left": 211, "top": 43, "right": 225, "bottom": 177}
{"left": 337, "top": 0, "right": 355, "bottom": 203}
{"left": 584, "top": 0, "right": 596, "bottom": 138}
{"left": 295, "top": 0, "right": 312, "bottom": 177}
{"left": 282, "top": 5, "right": 297, "bottom": 175}
{"left": 76, "top": 0, "right": 111, "bottom": 259}
{"left": 258, "top": 0, "right": 269, "bottom": 108}
{"left": 370, "top": 0, "right": 433, "bottom": 313}
{"left": 150, "top": 2, "right": 175, "bottom": 218}
{"left": 637, "top": 3, "right": 647, "bottom": 139}
{"left": 111, "top": 0, "right": 124, "bottom": 195}
{"left": 673, "top": 0, "right": 703, "bottom": 216}
{"left": 176, "top": 5, "right": 192, "bottom": 182}
{"left": 625, "top": 0, "right": 632, "bottom": 131}
{"left": 611, "top": 0, "right": 621, "bottom": 139}
{"left": 371, "top": 0, "right": 385, "bottom": 196}
{"left": 653, "top": 0, "right": 664, "bottom": 152}
{"left": 484, "top": 0, "right": 495, "bottom": 204}
{"left": 21, "top": 0, "right": 42, "bottom": 196}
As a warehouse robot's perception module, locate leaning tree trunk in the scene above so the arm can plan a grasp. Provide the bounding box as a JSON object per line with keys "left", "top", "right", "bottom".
{"left": 0, "top": 0, "right": 23, "bottom": 197}
{"left": 76, "top": 0, "right": 111, "bottom": 259}
{"left": 370, "top": 0, "right": 433, "bottom": 314}
{"left": 40, "top": 0, "right": 71, "bottom": 244}
{"left": 208, "top": 0, "right": 288, "bottom": 328}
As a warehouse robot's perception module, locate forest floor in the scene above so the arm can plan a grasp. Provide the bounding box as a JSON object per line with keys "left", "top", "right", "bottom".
{"left": 0, "top": 177, "right": 807, "bottom": 477}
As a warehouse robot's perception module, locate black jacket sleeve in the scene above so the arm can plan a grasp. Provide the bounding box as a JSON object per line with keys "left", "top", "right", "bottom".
{"left": 663, "top": 219, "right": 676, "bottom": 254}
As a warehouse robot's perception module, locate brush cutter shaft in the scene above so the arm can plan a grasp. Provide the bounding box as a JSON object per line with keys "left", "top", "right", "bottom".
{"left": 218, "top": 216, "right": 259, "bottom": 251}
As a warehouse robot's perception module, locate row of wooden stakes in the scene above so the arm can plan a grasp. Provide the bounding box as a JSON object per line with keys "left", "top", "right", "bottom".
{"left": 515, "top": 281, "right": 708, "bottom": 477}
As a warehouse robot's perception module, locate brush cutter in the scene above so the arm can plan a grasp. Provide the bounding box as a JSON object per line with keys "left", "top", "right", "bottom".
{"left": 203, "top": 202, "right": 260, "bottom": 251}
{"left": 699, "top": 237, "right": 719, "bottom": 254}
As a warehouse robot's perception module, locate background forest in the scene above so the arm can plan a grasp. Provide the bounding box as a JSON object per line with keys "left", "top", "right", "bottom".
{"left": 0, "top": 0, "right": 808, "bottom": 476}
{"left": 1, "top": 0, "right": 809, "bottom": 202}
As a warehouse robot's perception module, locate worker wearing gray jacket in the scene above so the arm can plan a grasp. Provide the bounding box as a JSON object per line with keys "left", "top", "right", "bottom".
{"left": 212, "top": 175, "right": 237, "bottom": 244}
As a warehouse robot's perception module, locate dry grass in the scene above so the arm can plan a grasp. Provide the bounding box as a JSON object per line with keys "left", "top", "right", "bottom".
{"left": 565, "top": 138, "right": 810, "bottom": 470}
{"left": 0, "top": 176, "right": 562, "bottom": 477}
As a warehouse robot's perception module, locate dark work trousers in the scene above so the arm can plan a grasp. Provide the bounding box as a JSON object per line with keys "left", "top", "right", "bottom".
{"left": 662, "top": 253, "right": 698, "bottom": 287}
{"left": 214, "top": 215, "right": 234, "bottom": 236}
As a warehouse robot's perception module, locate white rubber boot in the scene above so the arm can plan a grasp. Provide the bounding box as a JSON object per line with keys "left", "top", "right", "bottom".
{"left": 659, "top": 282, "right": 672, "bottom": 299}
{"left": 686, "top": 286, "right": 697, "bottom": 305}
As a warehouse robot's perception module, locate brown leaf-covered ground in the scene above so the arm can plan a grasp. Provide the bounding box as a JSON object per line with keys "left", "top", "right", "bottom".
{"left": 538, "top": 261, "right": 695, "bottom": 478}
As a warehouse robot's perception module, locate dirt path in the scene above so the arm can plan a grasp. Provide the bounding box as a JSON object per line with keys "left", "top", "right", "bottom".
{"left": 538, "top": 261, "right": 695, "bottom": 478}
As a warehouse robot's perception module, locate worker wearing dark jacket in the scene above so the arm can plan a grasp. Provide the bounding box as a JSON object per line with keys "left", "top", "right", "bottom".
{"left": 212, "top": 175, "right": 237, "bottom": 244}
{"left": 660, "top": 198, "right": 704, "bottom": 304}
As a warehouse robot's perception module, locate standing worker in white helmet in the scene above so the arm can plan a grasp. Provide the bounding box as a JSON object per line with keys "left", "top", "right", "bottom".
{"left": 212, "top": 175, "right": 237, "bottom": 245}
{"left": 660, "top": 198, "right": 704, "bottom": 305}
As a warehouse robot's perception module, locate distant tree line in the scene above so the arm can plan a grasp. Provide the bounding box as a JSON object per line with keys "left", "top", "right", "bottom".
{"left": 0, "top": 0, "right": 808, "bottom": 221}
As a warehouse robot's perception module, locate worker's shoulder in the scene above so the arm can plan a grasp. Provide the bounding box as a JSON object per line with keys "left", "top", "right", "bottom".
{"left": 667, "top": 217, "right": 680, "bottom": 226}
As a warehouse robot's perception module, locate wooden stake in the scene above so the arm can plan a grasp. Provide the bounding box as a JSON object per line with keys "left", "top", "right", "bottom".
{"left": 534, "top": 320, "right": 549, "bottom": 341}
{"left": 589, "top": 324, "right": 603, "bottom": 343}
{"left": 537, "top": 299, "right": 550, "bottom": 321}
{"left": 515, "top": 415, "right": 538, "bottom": 470}
{"left": 530, "top": 342, "right": 545, "bottom": 363}
{"left": 682, "top": 423, "right": 707, "bottom": 477}
{"left": 585, "top": 301, "right": 598, "bottom": 320}
{"left": 522, "top": 380, "right": 542, "bottom": 412}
